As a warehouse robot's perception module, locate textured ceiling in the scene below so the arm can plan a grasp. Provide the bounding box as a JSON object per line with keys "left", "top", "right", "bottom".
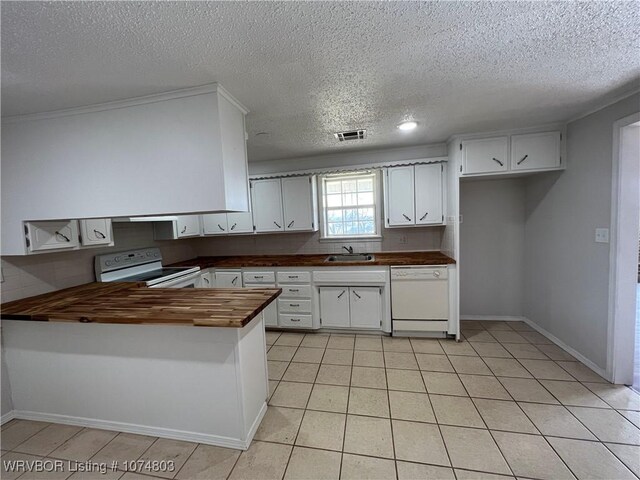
{"left": 2, "top": 1, "right": 639, "bottom": 162}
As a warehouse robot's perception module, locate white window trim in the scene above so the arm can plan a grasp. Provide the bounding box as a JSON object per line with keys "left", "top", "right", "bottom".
{"left": 318, "top": 170, "right": 383, "bottom": 240}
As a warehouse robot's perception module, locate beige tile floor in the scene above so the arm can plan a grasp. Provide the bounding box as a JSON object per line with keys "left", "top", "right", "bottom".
{"left": 2, "top": 320, "right": 640, "bottom": 480}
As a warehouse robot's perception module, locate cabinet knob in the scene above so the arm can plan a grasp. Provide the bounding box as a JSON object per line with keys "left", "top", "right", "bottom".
{"left": 434, "top": 271, "right": 441, "bottom": 277}
{"left": 492, "top": 157, "right": 504, "bottom": 167}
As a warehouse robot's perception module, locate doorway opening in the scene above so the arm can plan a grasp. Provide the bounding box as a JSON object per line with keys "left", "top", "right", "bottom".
{"left": 609, "top": 113, "right": 640, "bottom": 386}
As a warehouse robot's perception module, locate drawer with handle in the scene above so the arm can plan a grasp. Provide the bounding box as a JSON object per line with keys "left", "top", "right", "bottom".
{"left": 278, "top": 314, "right": 313, "bottom": 328}
{"left": 276, "top": 271, "right": 311, "bottom": 284}
{"left": 243, "top": 271, "right": 276, "bottom": 284}
{"left": 278, "top": 299, "right": 312, "bottom": 314}
{"left": 280, "top": 285, "right": 312, "bottom": 298}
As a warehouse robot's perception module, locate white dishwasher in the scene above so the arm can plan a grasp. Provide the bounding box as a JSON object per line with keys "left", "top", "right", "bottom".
{"left": 390, "top": 266, "right": 449, "bottom": 335}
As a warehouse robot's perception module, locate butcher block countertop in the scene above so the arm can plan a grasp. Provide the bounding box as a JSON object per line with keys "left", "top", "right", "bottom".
{"left": 1, "top": 282, "right": 281, "bottom": 328}
{"left": 171, "top": 251, "right": 456, "bottom": 269}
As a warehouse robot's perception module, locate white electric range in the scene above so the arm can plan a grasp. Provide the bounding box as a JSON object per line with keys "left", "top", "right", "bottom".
{"left": 95, "top": 247, "right": 201, "bottom": 288}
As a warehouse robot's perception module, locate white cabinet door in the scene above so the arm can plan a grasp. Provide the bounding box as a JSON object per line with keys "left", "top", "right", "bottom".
{"left": 176, "top": 215, "right": 201, "bottom": 238}
{"left": 282, "top": 176, "right": 315, "bottom": 231}
{"left": 462, "top": 137, "right": 509, "bottom": 175}
{"left": 251, "top": 179, "right": 284, "bottom": 233}
{"left": 200, "top": 270, "right": 214, "bottom": 288}
{"left": 319, "top": 287, "right": 350, "bottom": 328}
{"left": 215, "top": 270, "right": 242, "bottom": 288}
{"left": 202, "top": 213, "right": 228, "bottom": 235}
{"left": 79, "top": 218, "right": 113, "bottom": 246}
{"left": 386, "top": 166, "right": 415, "bottom": 226}
{"left": 510, "top": 132, "right": 561, "bottom": 171}
{"left": 26, "top": 220, "right": 80, "bottom": 253}
{"left": 349, "top": 287, "right": 381, "bottom": 329}
{"left": 227, "top": 212, "right": 253, "bottom": 234}
{"left": 414, "top": 164, "right": 443, "bottom": 225}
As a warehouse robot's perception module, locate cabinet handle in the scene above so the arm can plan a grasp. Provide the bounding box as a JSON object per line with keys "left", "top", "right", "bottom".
{"left": 274, "top": 221, "right": 282, "bottom": 229}
{"left": 402, "top": 214, "right": 412, "bottom": 221}
{"left": 287, "top": 220, "right": 295, "bottom": 228}
{"left": 232, "top": 276, "right": 238, "bottom": 285}
{"left": 517, "top": 154, "right": 529, "bottom": 165}
{"left": 230, "top": 223, "right": 237, "bottom": 230}
{"left": 419, "top": 212, "right": 428, "bottom": 221}
{"left": 217, "top": 224, "right": 225, "bottom": 231}
{"left": 203, "top": 277, "right": 210, "bottom": 284}
{"left": 254, "top": 275, "right": 263, "bottom": 279}
{"left": 55, "top": 231, "right": 71, "bottom": 242}
{"left": 289, "top": 303, "right": 300, "bottom": 307}
{"left": 289, "top": 288, "right": 299, "bottom": 292}
{"left": 353, "top": 290, "right": 362, "bottom": 299}
{"left": 290, "top": 318, "right": 301, "bottom": 322}
{"left": 93, "top": 229, "right": 106, "bottom": 239}
{"left": 181, "top": 226, "right": 187, "bottom": 234}
{"left": 289, "top": 275, "right": 299, "bottom": 279}
{"left": 337, "top": 290, "right": 346, "bottom": 299}
{"left": 492, "top": 157, "right": 504, "bottom": 167}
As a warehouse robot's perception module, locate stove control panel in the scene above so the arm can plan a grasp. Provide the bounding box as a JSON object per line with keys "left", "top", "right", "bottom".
{"left": 95, "top": 247, "right": 162, "bottom": 274}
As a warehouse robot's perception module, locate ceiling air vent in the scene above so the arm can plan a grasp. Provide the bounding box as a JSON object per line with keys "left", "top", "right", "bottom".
{"left": 334, "top": 129, "right": 367, "bottom": 142}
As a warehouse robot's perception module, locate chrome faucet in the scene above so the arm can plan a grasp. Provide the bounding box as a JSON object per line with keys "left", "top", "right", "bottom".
{"left": 342, "top": 245, "right": 354, "bottom": 254}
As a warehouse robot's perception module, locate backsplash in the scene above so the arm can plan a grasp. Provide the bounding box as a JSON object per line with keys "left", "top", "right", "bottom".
{"left": 1, "top": 223, "right": 196, "bottom": 303}
{"left": 194, "top": 227, "right": 444, "bottom": 256}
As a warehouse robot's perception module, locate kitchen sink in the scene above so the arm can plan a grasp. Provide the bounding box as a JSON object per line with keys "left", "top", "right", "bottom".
{"left": 325, "top": 254, "right": 375, "bottom": 263}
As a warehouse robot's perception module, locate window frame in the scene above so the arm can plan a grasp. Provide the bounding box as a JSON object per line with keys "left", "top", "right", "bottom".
{"left": 318, "top": 170, "right": 382, "bottom": 241}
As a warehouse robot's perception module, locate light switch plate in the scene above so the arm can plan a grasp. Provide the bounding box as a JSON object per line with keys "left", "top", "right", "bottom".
{"left": 595, "top": 228, "right": 610, "bottom": 243}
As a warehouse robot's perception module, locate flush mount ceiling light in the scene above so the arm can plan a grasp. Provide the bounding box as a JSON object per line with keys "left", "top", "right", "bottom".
{"left": 397, "top": 121, "right": 418, "bottom": 131}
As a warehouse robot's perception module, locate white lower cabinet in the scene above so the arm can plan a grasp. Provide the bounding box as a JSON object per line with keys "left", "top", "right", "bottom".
{"left": 25, "top": 220, "right": 80, "bottom": 253}
{"left": 215, "top": 270, "right": 242, "bottom": 287}
{"left": 349, "top": 287, "right": 382, "bottom": 329}
{"left": 320, "top": 286, "right": 382, "bottom": 329}
{"left": 319, "top": 287, "right": 351, "bottom": 328}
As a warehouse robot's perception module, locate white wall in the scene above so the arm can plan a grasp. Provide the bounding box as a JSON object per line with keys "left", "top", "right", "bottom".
{"left": 460, "top": 178, "right": 526, "bottom": 317}
{"left": 524, "top": 92, "right": 640, "bottom": 371}
{"left": 1, "top": 223, "right": 196, "bottom": 303}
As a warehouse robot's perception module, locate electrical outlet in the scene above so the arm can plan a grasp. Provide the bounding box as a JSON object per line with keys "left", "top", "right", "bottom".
{"left": 595, "top": 228, "right": 609, "bottom": 243}
{"left": 398, "top": 234, "right": 408, "bottom": 245}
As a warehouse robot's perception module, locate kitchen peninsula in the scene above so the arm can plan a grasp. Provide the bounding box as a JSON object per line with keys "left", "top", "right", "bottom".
{"left": 1, "top": 283, "right": 281, "bottom": 449}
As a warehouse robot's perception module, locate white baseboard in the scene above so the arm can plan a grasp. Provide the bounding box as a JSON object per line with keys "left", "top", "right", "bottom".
{"left": 1, "top": 410, "right": 16, "bottom": 425}
{"left": 521, "top": 318, "right": 610, "bottom": 381}
{"left": 12, "top": 410, "right": 251, "bottom": 450}
{"left": 461, "top": 314, "right": 610, "bottom": 382}
{"left": 461, "top": 315, "right": 528, "bottom": 322}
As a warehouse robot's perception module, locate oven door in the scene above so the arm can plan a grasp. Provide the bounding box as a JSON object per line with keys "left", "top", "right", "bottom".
{"left": 149, "top": 271, "right": 202, "bottom": 288}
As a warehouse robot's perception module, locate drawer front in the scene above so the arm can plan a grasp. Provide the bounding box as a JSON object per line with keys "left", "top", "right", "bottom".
{"left": 279, "top": 314, "right": 313, "bottom": 328}
{"left": 276, "top": 271, "right": 311, "bottom": 284}
{"left": 280, "top": 285, "right": 312, "bottom": 298}
{"left": 278, "top": 299, "right": 312, "bottom": 313}
{"left": 243, "top": 271, "right": 276, "bottom": 284}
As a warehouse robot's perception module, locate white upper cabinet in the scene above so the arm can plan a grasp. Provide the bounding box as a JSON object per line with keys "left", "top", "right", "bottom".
{"left": 282, "top": 176, "right": 318, "bottom": 231}
{"left": 25, "top": 220, "right": 80, "bottom": 253}
{"left": 385, "top": 164, "right": 443, "bottom": 228}
{"left": 251, "top": 176, "right": 318, "bottom": 233}
{"left": 510, "top": 132, "right": 561, "bottom": 171}
{"left": 153, "top": 215, "right": 201, "bottom": 240}
{"left": 2, "top": 84, "right": 250, "bottom": 255}
{"left": 79, "top": 218, "right": 114, "bottom": 247}
{"left": 386, "top": 166, "right": 415, "bottom": 226}
{"left": 176, "top": 216, "right": 201, "bottom": 238}
{"left": 226, "top": 212, "right": 253, "bottom": 234}
{"left": 461, "top": 137, "right": 509, "bottom": 175}
{"left": 202, "top": 213, "right": 229, "bottom": 235}
{"left": 414, "top": 164, "right": 443, "bottom": 225}
{"left": 251, "top": 179, "right": 284, "bottom": 233}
